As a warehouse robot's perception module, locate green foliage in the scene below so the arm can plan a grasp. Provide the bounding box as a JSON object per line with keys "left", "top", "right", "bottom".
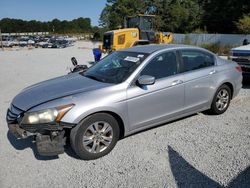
{"left": 100, "top": 0, "right": 203, "bottom": 32}
{"left": 100, "top": 0, "right": 250, "bottom": 33}
{"left": 201, "top": 43, "right": 234, "bottom": 55}
{"left": 161, "top": 0, "right": 203, "bottom": 33}
{"left": 99, "top": 0, "right": 146, "bottom": 29}
{"left": 0, "top": 17, "right": 92, "bottom": 34}
{"left": 1, "top": 1, "right": 249, "bottom": 34}
{"left": 236, "top": 15, "right": 250, "bottom": 34}
{"left": 202, "top": 0, "right": 250, "bottom": 33}
{"left": 91, "top": 26, "right": 108, "bottom": 41}
{"left": 192, "top": 28, "right": 208, "bottom": 34}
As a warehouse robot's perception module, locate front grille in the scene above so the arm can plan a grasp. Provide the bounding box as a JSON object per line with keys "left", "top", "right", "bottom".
{"left": 6, "top": 104, "right": 24, "bottom": 124}
{"left": 20, "top": 124, "right": 62, "bottom": 133}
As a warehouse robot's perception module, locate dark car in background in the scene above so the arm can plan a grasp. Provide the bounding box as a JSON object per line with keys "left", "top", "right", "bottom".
{"left": 50, "top": 39, "right": 69, "bottom": 48}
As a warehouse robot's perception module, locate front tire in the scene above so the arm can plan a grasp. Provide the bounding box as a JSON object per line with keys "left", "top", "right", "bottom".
{"left": 70, "top": 113, "right": 120, "bottom": 160}
{"left": 209, "top": 84, "right": 231, "bottom": 115}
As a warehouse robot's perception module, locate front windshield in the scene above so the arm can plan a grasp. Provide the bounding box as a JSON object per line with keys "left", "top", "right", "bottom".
{"left": 83, "top": 51, "right": 149, "bottom": 84}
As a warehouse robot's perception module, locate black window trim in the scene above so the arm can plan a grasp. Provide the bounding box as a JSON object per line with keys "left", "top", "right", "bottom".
{"left": 130, "top": 49, "right": 182, "bottom": 86}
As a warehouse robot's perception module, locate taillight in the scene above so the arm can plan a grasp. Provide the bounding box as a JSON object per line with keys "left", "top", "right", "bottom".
{"left": 235, "top": 65, "right": 242, "bottom": 72}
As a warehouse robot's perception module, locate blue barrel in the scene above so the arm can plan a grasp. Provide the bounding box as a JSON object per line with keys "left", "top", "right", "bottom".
{"left": 93, "top": 48, "right": 102, "bottom": 62}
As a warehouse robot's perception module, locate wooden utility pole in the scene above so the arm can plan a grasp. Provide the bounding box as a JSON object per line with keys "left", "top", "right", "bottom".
{"left": 0, "top": 28, "right": 3, "bottom": 50}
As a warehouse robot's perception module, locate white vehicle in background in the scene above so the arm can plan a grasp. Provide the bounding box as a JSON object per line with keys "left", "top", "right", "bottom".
{"left": 18, "top": 36, "right": 35, "bottom": 47}
{"left": 65, "top": 37, "right": 77, "bottom": 42}
{"left": 65, "top": 37, "right": 77, "bottom": 47}
{"left": 36, "top": 41, "right": 49, "bottom": 48}
{"left": 230, "top": 43, "right": 250, "bottom": 79}
{"left": 18, "top": 37, "right": 28, "bottom": 47}
{"left": 27, "top": 39, "right": 35, "bottom": 45}
{"left": 2, "top": 36, "right": 17, "bottom": 47}
{"left": 2, "top": 40, "right": 15, "bottom": 47}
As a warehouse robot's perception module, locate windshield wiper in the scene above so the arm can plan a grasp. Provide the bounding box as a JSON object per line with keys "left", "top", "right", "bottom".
{"left": 84, "top": 74, "right": 104, "bottom": 82}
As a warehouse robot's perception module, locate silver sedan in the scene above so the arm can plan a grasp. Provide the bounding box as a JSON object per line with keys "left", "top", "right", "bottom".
{"left": 7, "top": 44, "right": 242, "bottom": 160}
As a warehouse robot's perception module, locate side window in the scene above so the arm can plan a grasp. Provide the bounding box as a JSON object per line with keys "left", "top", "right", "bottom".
{"left": 140, "top": 52, "right": 178, "bottom": 79}
{"left": 118, "top": 34, "right": 125, "bottom": 45}
{"left": 181, "top": 50, "right": 215, "bottom": 72}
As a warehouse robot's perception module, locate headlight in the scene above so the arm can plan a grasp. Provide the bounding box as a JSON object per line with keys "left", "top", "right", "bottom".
{"left": 21, "top": 104, "right": 74, "bottom": 124}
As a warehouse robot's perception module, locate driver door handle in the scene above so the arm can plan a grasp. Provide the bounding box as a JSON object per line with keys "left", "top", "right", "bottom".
{"left": 172, "top": 80, "right": 183, "bottom": 86}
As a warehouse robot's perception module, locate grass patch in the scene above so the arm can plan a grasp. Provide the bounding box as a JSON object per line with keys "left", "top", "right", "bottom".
{"left": 200, "top": 43, "right": 235, "bottom": 55}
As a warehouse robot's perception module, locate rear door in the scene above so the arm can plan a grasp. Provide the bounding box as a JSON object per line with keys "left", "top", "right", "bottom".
{"left": 127, "top": 51, "right": 185, "bottom": 130}
{"left": 178, "top": 49, "right": 216, "bottom": 112}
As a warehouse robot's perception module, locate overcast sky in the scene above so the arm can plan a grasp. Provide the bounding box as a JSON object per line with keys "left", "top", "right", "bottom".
{"left": 0, "top": 0, "right": 106, "bottom": 26}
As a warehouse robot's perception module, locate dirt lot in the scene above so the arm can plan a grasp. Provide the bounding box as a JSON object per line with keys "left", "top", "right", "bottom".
{"left": 0, "top": 41, "right": 249, "bottom": 188}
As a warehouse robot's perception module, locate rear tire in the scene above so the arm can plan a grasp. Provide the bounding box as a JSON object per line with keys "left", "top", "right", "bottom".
{"left": 209, "top": 84, "right": 231, "bottom": 115}
{"left": 70, "top": 113, "right": 120, "bottom": 160}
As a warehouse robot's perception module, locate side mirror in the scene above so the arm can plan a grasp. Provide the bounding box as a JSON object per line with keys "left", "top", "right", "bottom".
{"left": 137, "top": 75, "right": 155, "bottom": 86}
{"left": 71, "top": 57, "right": 78, "bottom": 66}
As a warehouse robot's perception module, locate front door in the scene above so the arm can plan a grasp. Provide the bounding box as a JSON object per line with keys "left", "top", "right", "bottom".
{"left": 127, "top": 51, "right": 185, "bottom": 130}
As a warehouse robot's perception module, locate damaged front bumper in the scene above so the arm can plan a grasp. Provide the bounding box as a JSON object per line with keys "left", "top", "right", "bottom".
{"left": 8, "top": 123, "right": 68, "bottom": 156}
{"left": 8, "top": 123, "right": 34, "bottom": 139}
{"left": 6, "top": 104, "right": 76, "bottom": 156}
{"left": 36, "top": 131, "right": 66, "bottom": 156}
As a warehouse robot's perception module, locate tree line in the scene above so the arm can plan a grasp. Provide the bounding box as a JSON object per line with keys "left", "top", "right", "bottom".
{"left": 1, "top": 0, "right": 249, "bottom": 34}
{"left": 99, "top": 0, "right": 250, "bottom": 34}
{"left": 0, "top": 17, "right": 93, "bottom": 33}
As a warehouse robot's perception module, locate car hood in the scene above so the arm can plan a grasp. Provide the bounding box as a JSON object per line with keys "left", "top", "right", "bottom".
{"left": 12, "top": 73, "right": 111, "bottom": 111}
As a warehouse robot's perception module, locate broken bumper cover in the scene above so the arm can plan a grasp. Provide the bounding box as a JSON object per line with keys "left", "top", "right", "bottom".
{"left": 36, "top": 132, "right": 66, "bottom": 156}
{"left": 6, "top": 103, "right": 75, "bottom": 156}
{"left": 7, "top": 122, "right": 64, "bottom": 138}
{"left": 7, "top": 123, "right": 70, "bottom": 156}
{"left": 8, "top": 123, "right": 31, "bottom": 139}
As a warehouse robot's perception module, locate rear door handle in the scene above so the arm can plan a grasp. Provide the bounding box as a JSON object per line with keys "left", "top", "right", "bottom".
{"left": 209, "top": 70, "right": 217, "bottom": 75}
{"left": 172, "top": 80, "right": 183, "bottom": 86}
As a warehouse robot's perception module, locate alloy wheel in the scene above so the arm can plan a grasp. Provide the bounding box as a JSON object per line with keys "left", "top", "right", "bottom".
{"left": 82, "top": 121, "right": 113, "bottom": 153}
{"left": 216, "top": 89, "right": 229, "bottom": 111}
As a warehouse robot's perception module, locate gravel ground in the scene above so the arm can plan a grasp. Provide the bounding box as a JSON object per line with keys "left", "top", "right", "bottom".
{"left": 0, "top": 41, "right": 249, "bottom": 188}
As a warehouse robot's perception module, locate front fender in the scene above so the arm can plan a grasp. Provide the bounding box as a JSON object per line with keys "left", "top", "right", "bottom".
{"left": 62, "top": 102, "right": 129, "bottom": 134}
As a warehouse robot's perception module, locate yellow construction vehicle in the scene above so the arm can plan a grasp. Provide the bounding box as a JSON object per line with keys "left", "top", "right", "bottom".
{"left": 100, "top": 15, "right": 173, "bottom": 53}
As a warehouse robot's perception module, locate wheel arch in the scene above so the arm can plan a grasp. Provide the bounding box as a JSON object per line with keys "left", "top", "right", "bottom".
{"left": 209, "top": 81, "right": 234, "bottom": 107}
{"left": 221, "top": 82, "right": 234, "bottom": 99}
{"left": 77, "top": 111, "right": 125, "bottom": 139}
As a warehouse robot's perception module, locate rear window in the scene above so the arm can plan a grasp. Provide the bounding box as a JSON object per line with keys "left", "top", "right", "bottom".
{"left": 180, "top": 50, "right": 215, "bottom": 72}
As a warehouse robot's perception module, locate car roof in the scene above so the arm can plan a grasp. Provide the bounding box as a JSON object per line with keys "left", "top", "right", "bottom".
{"left": 120, "top": 44, "right": 205, "bottom": 54}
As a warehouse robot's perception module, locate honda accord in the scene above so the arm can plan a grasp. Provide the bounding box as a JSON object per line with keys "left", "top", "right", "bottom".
{"left": 6, "top": 44, "right": 242, "bottom": 160}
